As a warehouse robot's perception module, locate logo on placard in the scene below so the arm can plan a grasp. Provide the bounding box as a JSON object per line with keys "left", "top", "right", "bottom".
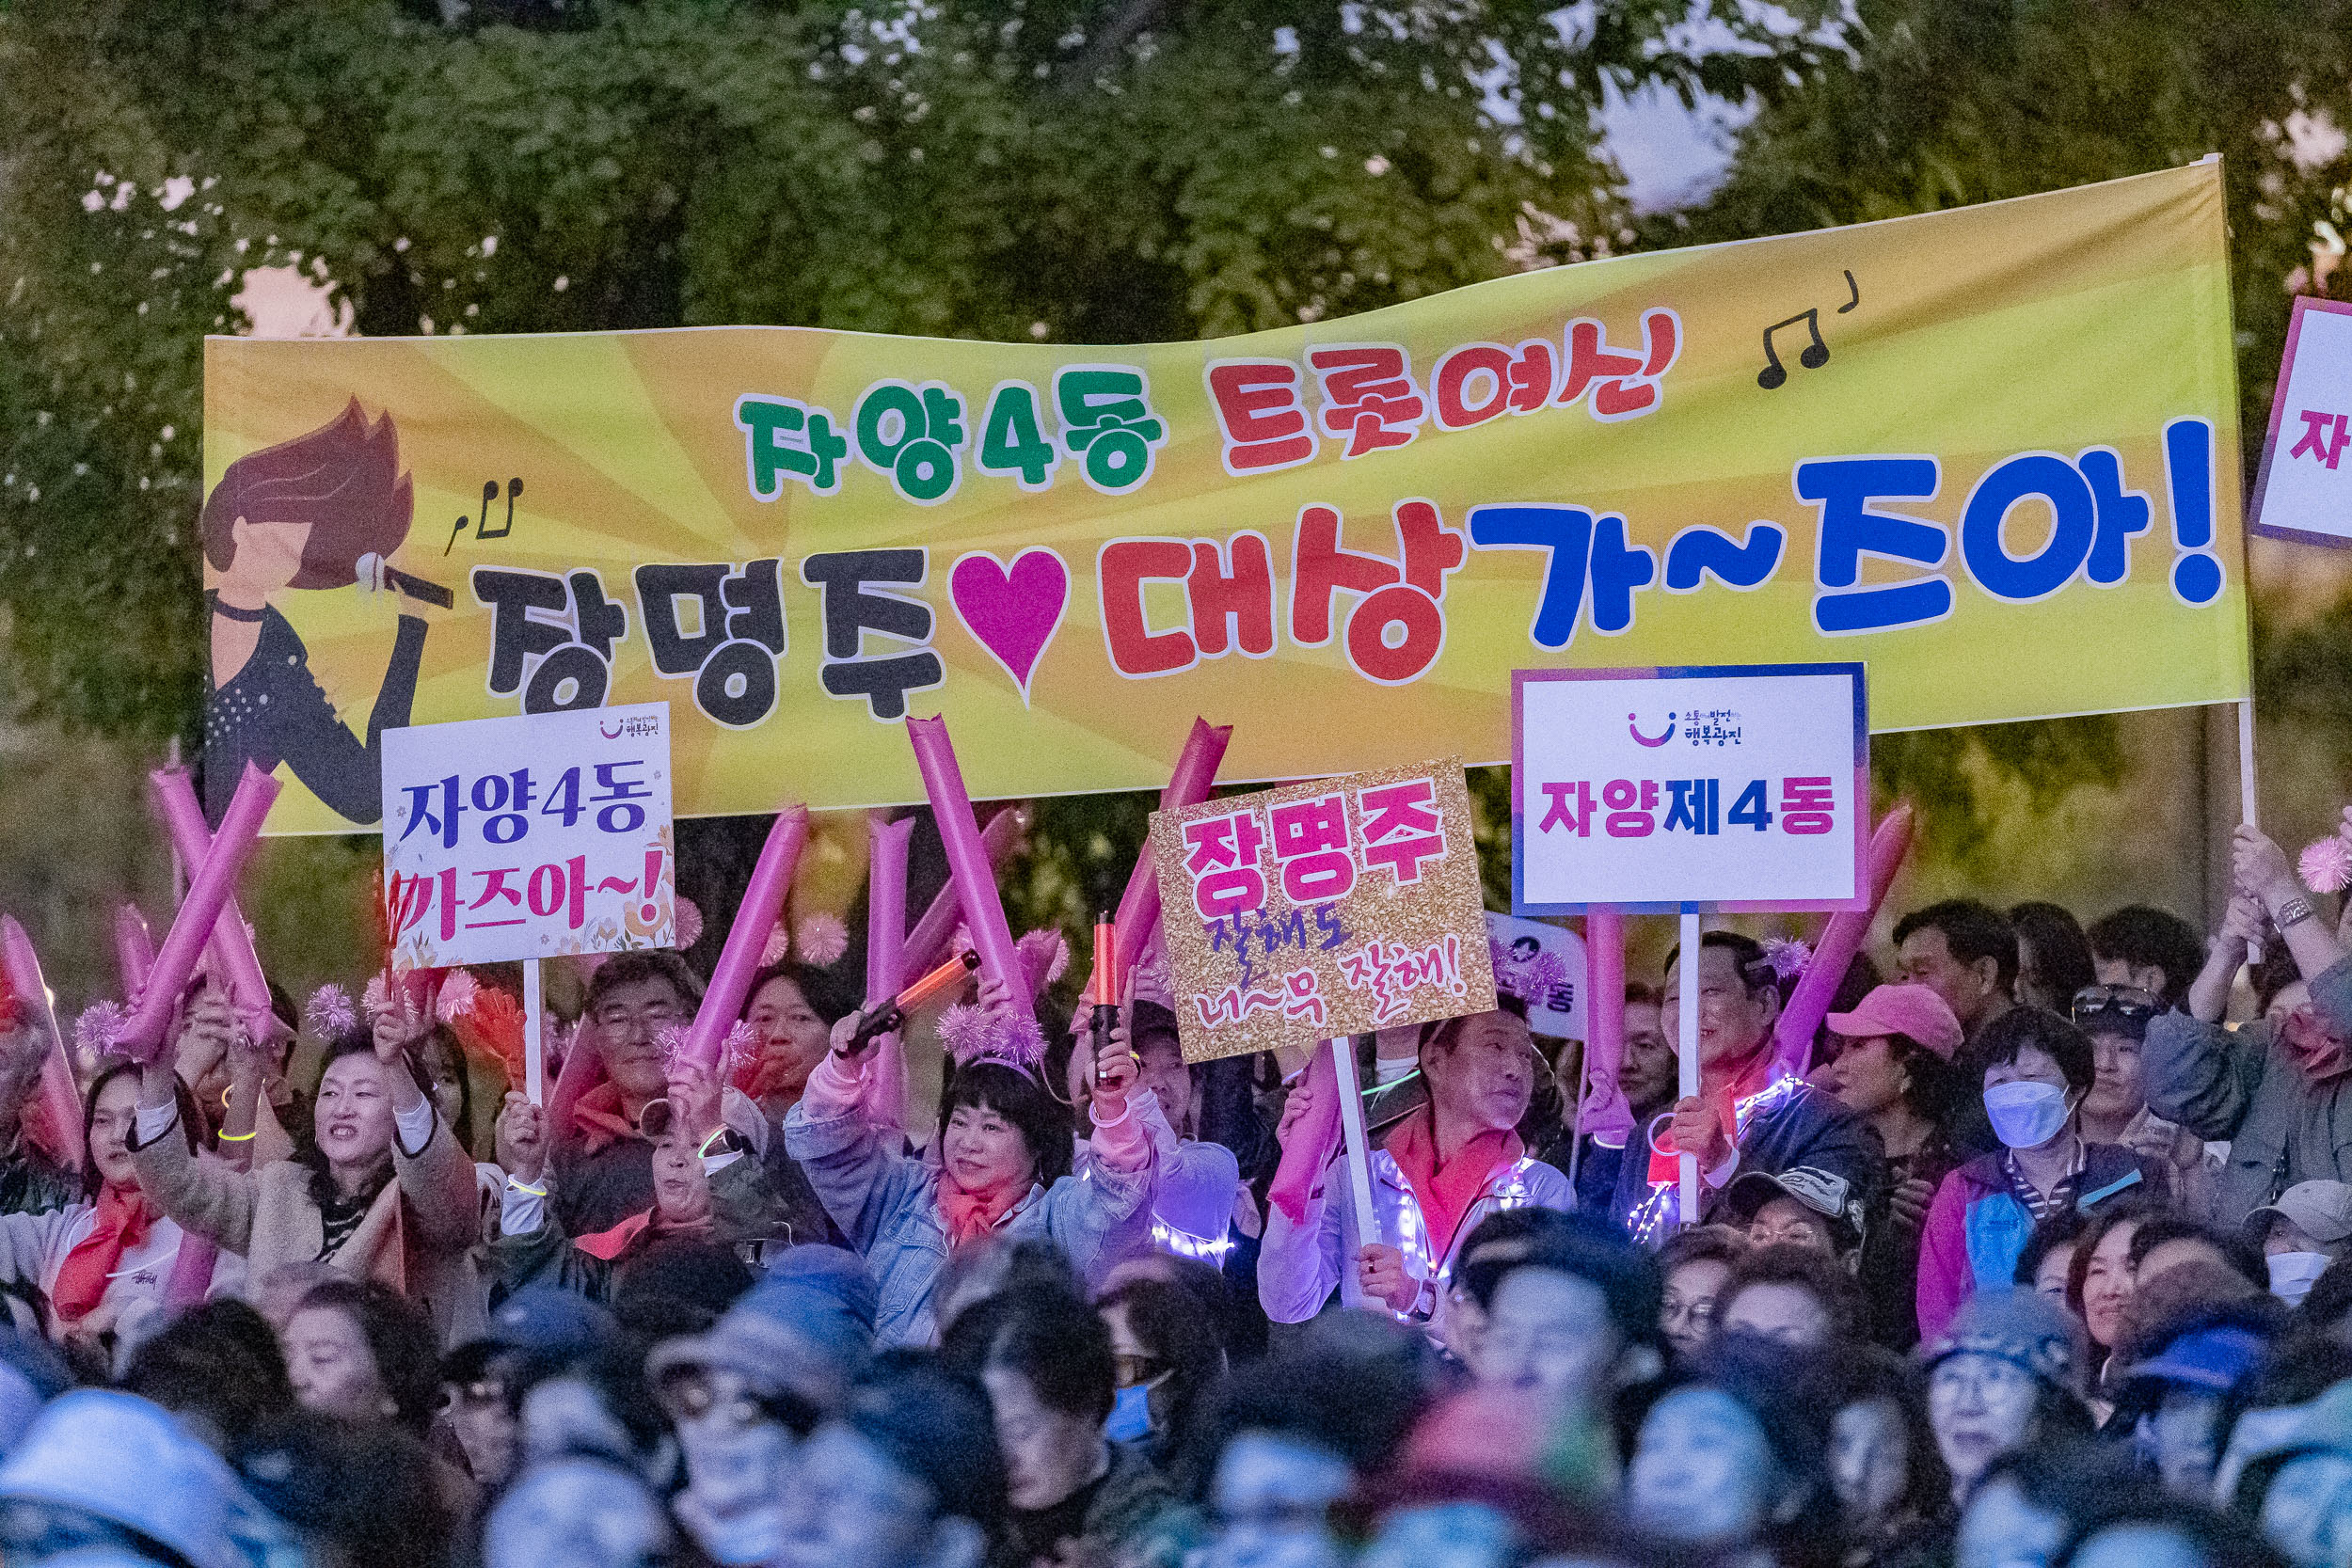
{"left": 1629, "top": 711, "right": 1677, "bottom": 747}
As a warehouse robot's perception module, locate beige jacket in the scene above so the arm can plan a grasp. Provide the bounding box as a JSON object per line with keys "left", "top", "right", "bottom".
{"left": 134, "top": 1101, "right": 482, "bottom": 1340}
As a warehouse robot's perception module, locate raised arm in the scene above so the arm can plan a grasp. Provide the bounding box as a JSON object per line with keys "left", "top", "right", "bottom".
{"left": 131, "top": 1055, "right": 257, "bottom": 1255}
{"left": 782, "top": 1017, "right": 924, "bottom": 1253}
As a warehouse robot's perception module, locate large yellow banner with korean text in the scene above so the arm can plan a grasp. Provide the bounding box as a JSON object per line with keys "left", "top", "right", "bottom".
{"left": 200, "top": 164, "right": 2246, "bottom": 833}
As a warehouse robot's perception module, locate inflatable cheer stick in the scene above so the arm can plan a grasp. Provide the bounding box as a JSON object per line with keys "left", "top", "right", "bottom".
{"left": 151, "top": 768, "right": 285, "bottom": 1047}
{"left": 0, "top": 917, "right": 85, "bottom": 1174}
{"left": 112, "top": 764, "right": 280, "bottom": 1064}
{"left": 1771, "top": 800, "right": 1916, "bottom": 1080}
{"left": 906, "top": 718, "right": 1025, "bottom": 1004}
{"left": 114, "top": 906, "right": 156, "bottom": 1000}
{"left": 1108, "top": 718, "right": 1232, "bottom": 982}
{"left": 863, "top": 813, "right": 916, "bottom": 1132}
{"left": 1578, "top": 911, "right": 1634, "bottom": 1146}
{"left": 902, "top": 804, "right": 1027, "bottom": 976}
{"left": 679, "top": 806, "right": 808, "bottom": 1072}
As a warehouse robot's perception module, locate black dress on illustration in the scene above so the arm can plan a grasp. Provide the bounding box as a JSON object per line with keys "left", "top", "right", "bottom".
{"left": 201, "top": 591, "right": 427, "bottom": 826}
{"left": 196, "top": 399, "right": 438, "bottom": 829}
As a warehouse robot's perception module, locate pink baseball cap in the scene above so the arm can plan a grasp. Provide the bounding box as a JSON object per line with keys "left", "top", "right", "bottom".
{"left": 1826, "top": 984, "right": 1965, "bottom": 1061}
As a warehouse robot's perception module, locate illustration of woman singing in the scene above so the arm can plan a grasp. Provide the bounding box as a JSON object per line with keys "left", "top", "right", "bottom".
{"left": 199, "top": 399, "right": 448, "bottom": 827}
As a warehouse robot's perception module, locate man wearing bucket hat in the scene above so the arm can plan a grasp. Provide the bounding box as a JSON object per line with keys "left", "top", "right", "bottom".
{"left": 645, "top": 1244, "right": 878, "bottom": 1566}
{"left": 1920, "top": 1290, "right": 2091, "bottom": 1505}
{"left": 2245, "top": 1180, "right": 2352, "bottom": 1306}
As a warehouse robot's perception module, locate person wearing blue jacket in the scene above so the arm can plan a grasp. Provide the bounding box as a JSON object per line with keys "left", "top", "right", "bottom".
{"left": 1607, "top": 932, "right": 1883, "bottom": 1249}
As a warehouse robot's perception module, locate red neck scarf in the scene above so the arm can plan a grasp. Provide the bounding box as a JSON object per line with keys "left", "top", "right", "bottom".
{"left": 1645, "top": 1043, "right": 1783, "bottom": 1186}
{"left": 1384, "top": 1110, "right": 1522, "bottom": 1259}
{"left": 53, "top": 1184, "right": 155, "bottom": 1324}
{"left": 574, "top": 1208, "right": 712, "bottom": 1262}
{"left": 2282, "top": 1006, "right": 2352, "bottom": 1085}
{"left": 938, "top": 1177, "right": 1025, "bottom": 1249}
{"left": 572, "top": 1082, "right": 644, "bottom": 1154}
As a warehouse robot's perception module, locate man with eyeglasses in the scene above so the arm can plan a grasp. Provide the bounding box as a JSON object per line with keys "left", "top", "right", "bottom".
{"left": 549, "top": 952, "right": 773, "bottom": 1238}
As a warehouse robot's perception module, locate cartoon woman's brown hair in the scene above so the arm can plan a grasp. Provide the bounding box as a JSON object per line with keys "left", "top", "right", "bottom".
{"left": 199, "top": 398, "right": 440, "bottom": 829}
{"left": 202, "top": 397, "right": 412, "bottom": 587}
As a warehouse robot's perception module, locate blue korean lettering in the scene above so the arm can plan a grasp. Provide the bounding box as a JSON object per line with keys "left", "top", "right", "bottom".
{"left": 1663, "top": 523, "right": 1786, "bottom": 593}
{"left": 1587, "top": 515, "right": 1655, "bottom": 635}
{"left": 1796, "top": 456, "right": 1952, "bottom": 635}
{"left": 1960, "top": 451, "right": 2097, "bottom": 603}
{"left": 1467, "top": 504, "right": 1592, "bottom": 650}
{"left": 2076, "top": 447, "right": 2151, "bottom": 587}
{"left": 589, "top": 760, "right": 652, "bottom": 833}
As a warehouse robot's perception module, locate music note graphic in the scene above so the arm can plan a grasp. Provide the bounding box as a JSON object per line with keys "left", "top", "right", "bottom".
{"left": 1757, "top": 310, "right": 1828, "bottom": 389}
{"left": 440, "top": 477, "right": 525, "bottom": 553}
{"left": 477, "top": 478, "right": 522, "bottom": 541}
{"left": 1756, "top": 272, "right": 1859, "bottom": 389}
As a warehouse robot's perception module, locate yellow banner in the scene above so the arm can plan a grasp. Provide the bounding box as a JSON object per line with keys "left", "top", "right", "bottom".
{"left": 200, "top": 163, "right": 2247, "bottom": 833}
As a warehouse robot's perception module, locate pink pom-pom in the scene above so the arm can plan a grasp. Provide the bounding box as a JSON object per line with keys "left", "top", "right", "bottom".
{"left": 433, "top": 969, "right": 479, "bottom": 1024}
{"left": 795, "top": 912, "right": 850, "bottom": 968}
{"left": 1016, "top": 928, "right": 1069, "bottom": 993}
{"left": 1760, "top": 936, "right": 1813, "bottom": 981}
{"left": 75, "top": 1001, "right": 127, "bottom": 1059}
{"left": 673, "top": 896, "right": 705, "bottom": 952}
{"left": 361, "top": 974, "right": 391, "bottom": 1018}
{"left": 1487, "top": 936, "right": 1570, "bottom": 1007}
{"left": 721, "top": 1020, "right": 761, "bottom": 1077}
{"left": 2302, "top": 836, "right": 2352, "bottom": 895}
{"left": 654, "top": 1023, "right": 693, "bottom": 1070}
{"left": 305, "top": 984, "right": 357, "bottom": 1038}
{"left": 759, "top": 923, "right": 792, "bottom": 967}
{"left": 937, "top": 1003, "right": 1048, "bottom": 1070}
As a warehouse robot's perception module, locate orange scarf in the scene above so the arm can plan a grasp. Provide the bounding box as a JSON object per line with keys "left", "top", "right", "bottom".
{"left": 1383, "top": 1111, "right": 1522, "bottom": 1260}
{"left": 571, "top": 1082, "right": 643, "bottom": 1154}
{"left": 938, "top": 1178, "right": 1025, "bottom": 1249}
{"left": 52, "top": 1184, "right": 154, "bottom": 1324}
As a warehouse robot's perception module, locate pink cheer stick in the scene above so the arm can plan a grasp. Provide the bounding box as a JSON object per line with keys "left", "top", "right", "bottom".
{"left": 0, "top": 917, "right": 86, "bottom": 1174}
{"left": 906, "top": 717, "right": 1025, "bottom": 1001}
{"left": 113, "top": 764, "right": 280, "bottom": 1063}
{"left": 151, "top": 768, "right": 284, "bottom": 1045}
{"left": 115, "top": 905, "right": 156, "bottom": 1000}
{"left": 1108, "top": 718, "right": 1232, "bottom": 983}
{"left": 864, "top": 813, "right": 916, "bottom": 1135}
{"left": 901, "top": 803, "right": 1027, "bottom": 975}
{"left": 680, "top": 806, "right": 808, "bottom": 1072}
{"left": 1771, "top": 800, "right": 1916, "bottom": 1080}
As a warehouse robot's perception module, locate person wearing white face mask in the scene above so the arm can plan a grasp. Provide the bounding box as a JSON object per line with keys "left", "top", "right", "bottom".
{"left": 1916, "top": 1010, "right": 2167, "bottom": 1345}
{"left": 2244, "top": 1180, "right": 2352, "bottom": 1307}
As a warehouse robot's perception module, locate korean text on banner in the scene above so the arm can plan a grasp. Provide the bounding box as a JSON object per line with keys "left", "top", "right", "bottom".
{"left": 2250, "top": 294, "right": 2352, "bottom": 550}
{"left": 1149, "top": 760, "right": 1497, "bottom": 1064}
{"left": 382, "top": 704, "right": 675, "bottom": 967}
{"left": 1485, "top": 911, "right": 1586, "bottom": 1039}
{"left": 206, "top": 163, "right": 2247, "bottom": 833}
{"left": 1513, "top": 665, "right": 1867, "bottom": 915}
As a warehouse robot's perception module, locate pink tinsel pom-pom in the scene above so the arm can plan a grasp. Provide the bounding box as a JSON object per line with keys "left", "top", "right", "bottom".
{"left": 75, "top": 1001, "right": 127, "bottom": 1059}
{"left": 1760, "top": 936, "right": 1813, "bottom": 981}
{"left": 795, "top": 913, "right": 850, "bottom": 968}
{"left": 305, "top": 984, "right": 357, "bottom": 1038}
{"left": 2302, "top": 836, "right": 2352, "bottom": 895}
{"left": 937, "top": 1003, "right": 1046, "bottom": 1069}
{"left": 721, "top": 1020, "right": 761, "bottom": 1077}
{"left": 1016, "top": 928, "right": 1070, "bottom": 991}
{"left": 433, "top": 969, "right": 479, "bottom": 1024}
{"left": 673, "top": 896, "right": 705, "bottom": 952}
{"left": 361, "top": 974, "right": 391, "bottom": 1019}
{"left": 759, "top": 923, "right": 792, "bottom": 967}
{"left": 654, "top": 1023, "right": 693, "bottom": 1070}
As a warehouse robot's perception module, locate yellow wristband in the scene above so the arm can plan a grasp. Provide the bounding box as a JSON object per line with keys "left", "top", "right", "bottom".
{"left": 216, "top": 1129, "right": 258, "bottom": 1143}
{"left": 507, "top": 1179, "right": 548, "bottom": 1197}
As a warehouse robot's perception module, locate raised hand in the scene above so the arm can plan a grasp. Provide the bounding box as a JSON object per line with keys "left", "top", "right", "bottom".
{"left": 1356, "top": 1243, "right": 1417, "bottom": 1313}
{"left": 2233, "top": 824, "right": 2296, "bottom": 905}
{"left": 1274, "top": 1078, "right": 1318, "bottom": 1150}
{"left": 1666, "top": 1095, "right": 1731, "bottom": 1173}
{"left": 495, "top": 1091, "right": 548, "bottom": 1186}
{"left": 664, "top": 1056, "right": 723, "bottom": 1145}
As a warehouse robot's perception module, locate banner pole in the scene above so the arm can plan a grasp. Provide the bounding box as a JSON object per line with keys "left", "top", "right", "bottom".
{"left": 1328, "top": 1037, "right": 1379, "bottom": 1309}
{"left": 1677, "top": 911, "right": 1701, "bottom": 1229}
{"left": 2241, "top": 697, "right": 2262, "bottom": 971}
{"left": 522, "top": 958, "right": 545, "bottom": 1106}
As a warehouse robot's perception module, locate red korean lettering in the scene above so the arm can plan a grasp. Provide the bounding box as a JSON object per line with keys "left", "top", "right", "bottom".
{"left": 1431, "top": 340, "right": 1556, "bottom": 430}
{"left": 1539, "top": 781, "right": 1595, "bottom": 838}
{"left": 1357, "top": 778, "right": 1445, "bottom": 885}
{"left": 1184, "top": 810, "right": 1268, "bottom": 918}
{"left": 1187, "top": 533, "right": 1277, "bottom": 658}
{"left": 1306, "top": 344, "right": 1425, "bottom": 458}
{"left": 1559, "top": 308, "right": 1681, "bottom": 422}
{"left": 1204, "top": 360, "right": 1314, "bottom": 474}
{"left": 1288, "top": 499, "right": 1466, "bottom": 685}
{"left": 1098, "top": 538, "right": 1197, "bottom": 676}
{"left": 1268, "top": 792, "right": 1355, "bottom": 904}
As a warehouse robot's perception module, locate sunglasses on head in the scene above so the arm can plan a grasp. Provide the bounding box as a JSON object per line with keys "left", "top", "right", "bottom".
{"left": 2071, "top": 984, "right": 2160, "bottom": 1022}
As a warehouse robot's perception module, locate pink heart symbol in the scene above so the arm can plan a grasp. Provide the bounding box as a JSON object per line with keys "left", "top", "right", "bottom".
{"left": 949, "top": 548, "right": 1070, "bottom": 705}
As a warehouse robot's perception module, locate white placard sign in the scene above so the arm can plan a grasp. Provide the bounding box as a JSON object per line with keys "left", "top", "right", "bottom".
{"left": 2253, "top": 295, "right": 2352, "bottom": 550}
{"left": 1484, "top": 911, "right": 1586, "bottom": 1039}
{"left": 1512, "top": 665, "right": 1867, "bottom": 915}
{"left": 383, "top": 703, "right": 675, "bottom": 967}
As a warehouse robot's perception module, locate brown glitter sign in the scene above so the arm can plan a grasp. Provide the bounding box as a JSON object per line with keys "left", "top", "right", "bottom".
{"left": 1148, "top": 757, "right": 1497, "bottom": 1063}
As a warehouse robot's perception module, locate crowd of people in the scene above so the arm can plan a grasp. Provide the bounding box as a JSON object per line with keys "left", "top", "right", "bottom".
{"left": 2, "top": 816, "right": 2352, "bottom": 1568}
